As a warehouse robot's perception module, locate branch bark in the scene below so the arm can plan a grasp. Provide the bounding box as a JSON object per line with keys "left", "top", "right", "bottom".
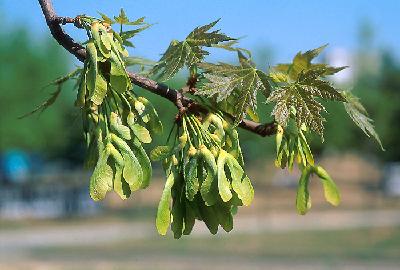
{"left": 38, "top": 0, "right": 276, "bottom": 137}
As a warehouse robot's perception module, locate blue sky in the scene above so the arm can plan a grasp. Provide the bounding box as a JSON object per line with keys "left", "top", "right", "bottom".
{"left": 2, "top": 0, "right": 399, "bottom": 65}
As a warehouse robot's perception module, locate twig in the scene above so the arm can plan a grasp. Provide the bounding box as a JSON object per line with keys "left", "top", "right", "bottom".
{"left": 37, "top": 0, "right": 276, "bottom": 137}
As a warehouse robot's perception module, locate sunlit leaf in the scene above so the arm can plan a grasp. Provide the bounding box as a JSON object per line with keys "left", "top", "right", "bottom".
{"left": 150, "top": 19, "right": 235, "bottom": 81}
{"left": 198, "top": 52, "right": 270, "bottom": 124}
{"left": 343, "top": 91, "right": 384, "bottom": 150}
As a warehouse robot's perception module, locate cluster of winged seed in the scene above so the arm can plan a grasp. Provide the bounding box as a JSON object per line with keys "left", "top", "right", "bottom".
{"left": 151, "top": 112, "right": 253, "bottom": 238}
{"left": 75, "top": 16, "right": 162, "bottom": 201}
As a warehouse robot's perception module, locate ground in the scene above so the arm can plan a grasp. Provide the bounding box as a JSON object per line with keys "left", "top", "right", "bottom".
{"left": 1, "top": 209, "right": 399, "bottom": 270}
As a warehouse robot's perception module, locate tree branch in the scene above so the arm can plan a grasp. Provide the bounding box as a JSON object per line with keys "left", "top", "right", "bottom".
{"left": 38, "top": 0, "right": 276, "bottom": 137}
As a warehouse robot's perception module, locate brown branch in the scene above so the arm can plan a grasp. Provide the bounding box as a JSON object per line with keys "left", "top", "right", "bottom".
{"left": 38, "top": 0, "right": 86, "bottom": 62}
{"left": 38, "top": 0, "right": 276, "bottom": 137}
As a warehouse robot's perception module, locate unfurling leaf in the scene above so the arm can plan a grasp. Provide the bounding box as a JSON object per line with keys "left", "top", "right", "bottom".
{"left": 19, "top": 85, "right": 62, "bottom": 119}
{"left": 274, "top": 44, "right": 346, "bottom": 81}
{"left": 150, "top": 19, "right": 235, "bottom": 81}
{"left": 343, "top": 91, "right": 384, "bottom": 150}
{"left": 198, "top": 52, "right": 270, "bottom": 124}
{"left": 268, "top": 67, "right": 345, "bottom": 137}
{"left": 114, "top": 8, "right": 129, "bottom": 25}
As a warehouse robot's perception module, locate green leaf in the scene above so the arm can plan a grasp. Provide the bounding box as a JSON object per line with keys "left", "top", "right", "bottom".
{"left": 150, "top": 145, "right": 173, "bottom": 161}
{"left": 274, "top": 44, "right": 346, "bottom": 81}
{"left": 343, "top": 91, "right": 384, "bottom": 150}
{"left": 150, "top": 19, "right": 235, "bottom": 81}
{"left": 98, "top": 12, "right": 114, "bottom": 25}
{"left": 313, "top": 166, "right": 340, "bottom": 206}
{"left": 156, "top": 172, "right": 174, "bottom": 235}
{"left": 120, "top": 24, "right": 152, "bottom": 40}
{"left": 20, "top": 68, "right": 81, "bottom": 118}
{"left": 126, "top": 16, "right": 146, "bottom": 26}
{"left": 296, "top": 166, "right": 312, "bottom": 215}
{"left": 19, "top": 85, "right": 62, "bottom": 119}
{"left": 114, "top": 8, "right": 129, "bottom": 25}
{"left": 124, "top": 56, "right": 157, "bottom": 67}
{"left": 211, "top": 39, "right": 252, "bottom": 58}
{"left": 75, "top": 68, "right": 87, "bottom": 108}
{"left": 198, "top": 52, "right": 270, "bottom": 124}
{"left": 267, "top": 67, "right": 346, "bottom": 137}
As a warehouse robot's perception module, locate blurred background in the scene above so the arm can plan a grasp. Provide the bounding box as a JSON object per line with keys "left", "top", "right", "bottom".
{"left": 0, "top": 0, "right": 399, "bottom": 269}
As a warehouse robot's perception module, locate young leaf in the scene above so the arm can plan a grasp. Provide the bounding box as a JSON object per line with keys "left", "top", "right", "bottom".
{"left": 343, "top": 91, "right": 384, "bottom": 150}
{"left": 98, "top": 12, "right": 114, "bottom": 25}
{"left": 114, "top": 8, "right": 129, "bottom": 25}
{"left": 19, "top": 85, "right": 62, "bottom": 119}
{"left": 124, "top": 56, "right": 157, "bottom": 67}
{"left": 150, "top": 19, "right": 235, "bottom": 81}
{"left": 267, "top": 67, "right": 346, "bottom": 136}
{"left": 274, "top": 44, "right": 346, "bottom": 81}
{"left": 198, "top": 52, "right": 270, "bottom": 124}
{"left": 120, "top": 24, "right": 152, "bottom": 41}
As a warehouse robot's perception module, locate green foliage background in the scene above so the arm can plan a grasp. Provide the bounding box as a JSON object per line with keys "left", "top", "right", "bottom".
{"left": 0, "top": 27, "right": 81, "bottom": 158}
